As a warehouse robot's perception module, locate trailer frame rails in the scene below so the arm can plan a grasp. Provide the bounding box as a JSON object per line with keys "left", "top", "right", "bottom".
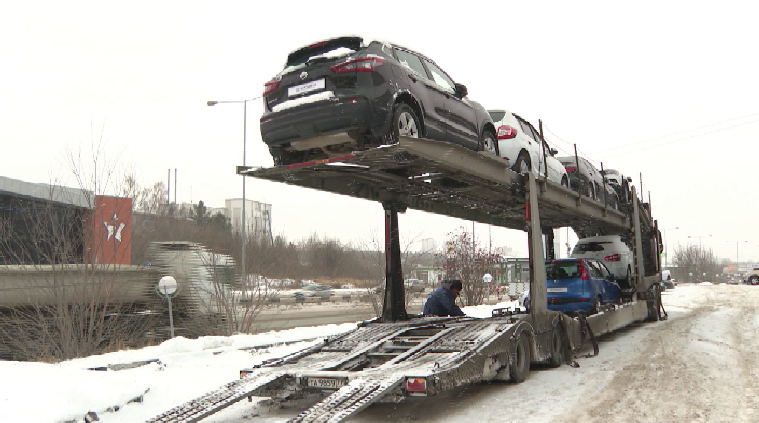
{"left": 148, "top": 136, "right": 662, "bottom": 422}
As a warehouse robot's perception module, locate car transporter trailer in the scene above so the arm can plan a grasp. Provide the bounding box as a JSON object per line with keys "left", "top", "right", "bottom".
{"left": 148, "top": 136, "right": 664, "bottom": 423}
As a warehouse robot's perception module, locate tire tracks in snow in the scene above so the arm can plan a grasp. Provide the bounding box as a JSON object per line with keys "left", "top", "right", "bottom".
{"left": 560, "top": 285, "right": 759, "bottom": 422}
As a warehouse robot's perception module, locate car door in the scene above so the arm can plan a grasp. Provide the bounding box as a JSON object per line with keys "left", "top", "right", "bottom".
{"left": 393, "top": 49, "right": 447, "bottom": 141}
{"left": 422, "top": 59, "right": 480, "bottom": 149}
{"left": 596, "top": 261, "right": 621, "bottom": 303}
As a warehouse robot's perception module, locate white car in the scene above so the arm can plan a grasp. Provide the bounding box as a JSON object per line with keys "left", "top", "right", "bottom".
{"left": 488, "top": 109, "right": 569, "bottom": 188}
{"left": 570, "top": 235, "right": 633, "bottom": 287}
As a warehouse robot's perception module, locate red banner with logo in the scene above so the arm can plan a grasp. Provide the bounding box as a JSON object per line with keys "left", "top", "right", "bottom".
{"left": 85, "top": 196, "right": 132, "bottom": 265}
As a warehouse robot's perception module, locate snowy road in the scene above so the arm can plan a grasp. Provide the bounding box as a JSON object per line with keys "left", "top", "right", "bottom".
{"left": 208, "top": 284, "right": 759, "bottom": 422}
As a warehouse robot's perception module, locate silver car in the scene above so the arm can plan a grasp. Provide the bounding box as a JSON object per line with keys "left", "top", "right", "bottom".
{"left": 488, "top": 109, "right": 569, "bottom": 187}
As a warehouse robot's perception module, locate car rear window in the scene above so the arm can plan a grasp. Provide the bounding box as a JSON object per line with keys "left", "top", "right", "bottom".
{"left": 488, "top": 110, "right": 506, "bottom": 122}
{"left": 286, "top": 37, "right": 362, "bottom": 67}
{"left": 546, "top": 262, "right": 580, "bottom": 279}
{"left": 572, "top": 242, "right": 610, "bottom": 254}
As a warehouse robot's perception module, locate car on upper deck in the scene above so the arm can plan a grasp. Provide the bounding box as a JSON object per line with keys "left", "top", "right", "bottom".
{"left": 259, "top": 36, "right": 498, "bottom": 166}
{"left": 487, "top": 109, "right": 569, "bottom": 187}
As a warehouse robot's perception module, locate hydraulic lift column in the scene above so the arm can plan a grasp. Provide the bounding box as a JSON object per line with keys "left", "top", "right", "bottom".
{"left": 380, "top": 202, "right": 409, "bottom": 322}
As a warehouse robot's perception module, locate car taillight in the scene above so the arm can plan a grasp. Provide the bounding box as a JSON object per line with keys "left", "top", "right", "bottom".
{"left": 330, "top": 57, "right": 386, "bottom": 73}
{"left": 604, "top": 254, "right": 620, "bottom": 262}
{"left": 263, "top": 80, "right": 280, "bottom": 96}
{"left": 579, "top": 261, "right": 588, "bottom": 280}
{"left": 565, "top": 166, "right": 576, "bottom": 173}
{"left": 496, "top": 125, "right": 517, "bottom": 140}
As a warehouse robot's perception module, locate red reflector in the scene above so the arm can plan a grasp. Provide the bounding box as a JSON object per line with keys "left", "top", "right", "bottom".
{"left": 604, "top": 254, "right": 620, "bottom": 262}
{"left": 285, "top": 154, "right": 356, "bottom": 169}
{"left": 524, "top": 203, "right": 530, "bottom": 221}
{"left": 406, "top": 378, "right": 426, "bottom": 393}
{"left": 263, "top": 80, "right": 280, "bottom": 96}
{"left": 330, "top": 57, "right": 386, "bottom": 73}
{"left": 496, "top": 125, "right": 517, "bottom": 140}
{"left": 343, "top": 97, "right": 360, "bottom": 102}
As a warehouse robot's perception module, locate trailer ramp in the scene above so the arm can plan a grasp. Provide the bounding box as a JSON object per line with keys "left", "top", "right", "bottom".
{"left": 288, "top": 375, "right": 403, "bottom": 423}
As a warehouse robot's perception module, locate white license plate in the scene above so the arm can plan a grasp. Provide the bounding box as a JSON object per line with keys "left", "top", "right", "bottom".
{"left": 307, "top": 377, "right": 346, "bottom": 389}
{"left": 547, "top": 287, "right": 568, "bottom": 293}
{"left": 288, "top": 78, "right": 325, "bottom": 97}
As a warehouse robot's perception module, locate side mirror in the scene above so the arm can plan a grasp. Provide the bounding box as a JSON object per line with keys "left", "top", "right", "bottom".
{"left": 454, "top": 83, "right": 468, "bottom": 98}
{"left": 550, "top": 148, "right": 558, "bottom": 156}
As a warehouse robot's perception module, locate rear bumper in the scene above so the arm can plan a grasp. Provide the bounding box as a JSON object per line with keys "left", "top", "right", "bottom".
{"left": 260, "top": 96, "right": 389, "bottom": 148}
{"left": 547, "top": 296, "right": 592, "bottom": 313}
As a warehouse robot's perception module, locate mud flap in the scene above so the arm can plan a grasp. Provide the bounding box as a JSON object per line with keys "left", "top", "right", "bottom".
{"left": 559, "top": 314, "right": 580, "bottom": 368}
{"left": 579, "top": 315, "right": 599, "bottom": 358}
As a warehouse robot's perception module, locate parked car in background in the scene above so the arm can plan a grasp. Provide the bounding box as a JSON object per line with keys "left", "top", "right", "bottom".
{"left": 571, "top": 235, "right": 634, "bottom": 288}
{"left": 404, "top": 279, "right": 426, "bottom": 293}
{"left": 522, "top": 259, "right": 621, "bottom": 314}
{"left": 487, "top": 109, "right": 569, "bottom": 187}
{"left": 260, "top": 35, "right": 498, "bottom": 166}
{"left": 293, "top": 284, "right": 334, "bottom": 299}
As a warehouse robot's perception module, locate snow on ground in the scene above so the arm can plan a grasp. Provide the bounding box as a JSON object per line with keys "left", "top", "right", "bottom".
{"left": 0, "top": 284, "right": 743, "bottom": 423}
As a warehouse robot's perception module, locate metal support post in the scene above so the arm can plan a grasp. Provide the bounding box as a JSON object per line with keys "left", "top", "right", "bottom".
{"left": 380, "top": 202, "right": 408, "bottom": 322}
{"left": 525, "top": 174, "right": 548, "bottom": 330}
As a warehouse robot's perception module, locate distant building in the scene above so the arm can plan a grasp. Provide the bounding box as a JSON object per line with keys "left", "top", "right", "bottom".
{"left": 225, "top": 198, "right": 272, "bottom": 241}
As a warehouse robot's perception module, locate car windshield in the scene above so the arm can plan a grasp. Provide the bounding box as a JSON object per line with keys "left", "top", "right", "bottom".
{"left": 487, "top": 110, "right": 507, "bottom": 122}
{"left": 546, "top": 261, "right": 580, "bottom": 279}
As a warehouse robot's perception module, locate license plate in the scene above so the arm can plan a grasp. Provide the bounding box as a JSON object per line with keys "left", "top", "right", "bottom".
{"left": 547, "top": 287, "right": 567, "bottom": 293}
{"left": 288, "top": 78, "right": 325, "bottom": 97}
{"left": 307, "top": 377, "right": 346, "bottom": 389}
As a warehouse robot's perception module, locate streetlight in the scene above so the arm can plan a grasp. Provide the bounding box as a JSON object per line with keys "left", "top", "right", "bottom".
{"left": 207, "top": 96, "right": 262, "bottom": 296}
{"left": 661, "top": 227, "right": 678, "bottom": 267}
{"left": 687, "top": 234, "right": 712, "bottom": 249}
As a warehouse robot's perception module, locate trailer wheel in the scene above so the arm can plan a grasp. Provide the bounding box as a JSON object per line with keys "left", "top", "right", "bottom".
{"left": 509, "top": 332, "right": 531, "bottom": 383}
{"left": 548, "top": 323, "right": 564, "bottom": 368}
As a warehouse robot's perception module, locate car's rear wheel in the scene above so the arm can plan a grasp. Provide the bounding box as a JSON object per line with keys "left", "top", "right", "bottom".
{"left": 480, "top": 129, "right": 498, "bottom": 155}
{"left": 548, "top": 322, "right": 564, "bottom": 368}
{"left": 386, "top": 103, "right": 420, "bottom": 144}
{"left": 509, "top": 332, "right": 531, "bottom": 382}
{"left": 588, "top": 182, "right": 596, "bottom": 200}
{"left": 749, "top": 275, "right": 758, "bottom": 285}
{"left": 512, "top": 151, "right": 531, "bottom": 174}
{"left": 561, "top": 175, "right": 569, "bottom": 188}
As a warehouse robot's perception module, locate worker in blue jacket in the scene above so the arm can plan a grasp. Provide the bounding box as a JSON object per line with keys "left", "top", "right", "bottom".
{"left": 422, "top": 279, "right": 465, "bottom": 316}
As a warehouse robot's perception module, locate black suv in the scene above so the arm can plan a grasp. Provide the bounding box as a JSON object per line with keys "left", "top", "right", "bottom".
{"left": 260, "top": 36, "right": 497, "bottom": 166}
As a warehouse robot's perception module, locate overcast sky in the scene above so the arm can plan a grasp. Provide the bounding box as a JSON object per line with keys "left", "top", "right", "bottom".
{"left": 2, "top": 1, "right": 758, "bottom": 262}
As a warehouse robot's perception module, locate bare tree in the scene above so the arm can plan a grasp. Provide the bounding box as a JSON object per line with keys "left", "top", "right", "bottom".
{"left": 672, "top": 244, "right": 721, "bottom": 282}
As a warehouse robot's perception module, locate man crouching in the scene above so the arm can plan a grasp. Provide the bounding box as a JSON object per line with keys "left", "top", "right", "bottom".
{"left": 422, "top": 279, "right": 465, "bottom": 317}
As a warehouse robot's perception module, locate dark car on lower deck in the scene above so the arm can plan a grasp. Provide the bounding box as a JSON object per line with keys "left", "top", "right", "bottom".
{"left": 259, "top": 36, "right": 497, "bottom": 166}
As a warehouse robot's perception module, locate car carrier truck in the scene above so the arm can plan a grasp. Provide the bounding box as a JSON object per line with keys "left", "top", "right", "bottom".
{"left": 148, "top": 136, "right": 664, "bottom": 423}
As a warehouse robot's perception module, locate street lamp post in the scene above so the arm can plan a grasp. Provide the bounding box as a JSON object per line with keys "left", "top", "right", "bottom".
{"left": 207, "top": 96, "right": 261, "bottom": 296}
{"left": 687, "top": 234, "right": 712, "bottom": 249}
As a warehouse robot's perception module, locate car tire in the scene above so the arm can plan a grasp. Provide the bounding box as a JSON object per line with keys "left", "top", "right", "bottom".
{"left": 386, "top": 103, "right": 420, "bottom": 144}
{"left": 626, "top": 266, "right": 633, "bottom": 287}
{"left": 588, "top": 182, "right": 595, "bottom": 200}
{"left": 561, "top": 175, "right": 569, "bottom": 188}
{"left": 480, "top": 129, "right": 498, "bottom": 155}
{"left": 749, "top": 275, "right": 758, "bottom": 285}
{"left": 548, "top": 323, "right": 564, "bottom": 368}
{"left": 512, "top": 151, "right": 531, "bottom": 174}
{"left": 509, "top": 331, "right": 531, "bottom": 383}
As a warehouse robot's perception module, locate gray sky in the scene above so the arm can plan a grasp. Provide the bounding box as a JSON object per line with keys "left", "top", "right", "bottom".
{"left": 2, "top": 1, "right": 758, "bottom": 262}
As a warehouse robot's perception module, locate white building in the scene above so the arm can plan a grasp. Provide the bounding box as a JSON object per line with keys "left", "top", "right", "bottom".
{"left": 225, "top": 198, "right": 272, "bottom": 241}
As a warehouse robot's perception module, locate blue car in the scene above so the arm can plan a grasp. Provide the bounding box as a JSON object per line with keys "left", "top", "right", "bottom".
{"left": 524, "top": 259, "right": 621, "bottom": 315}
